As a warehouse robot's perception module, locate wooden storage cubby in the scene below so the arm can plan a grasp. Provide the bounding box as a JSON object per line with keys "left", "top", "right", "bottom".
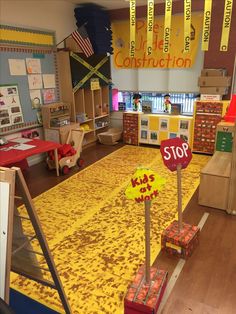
{"left": 41, "top": 102, "right": 71, "bottom": 128}
{"left": 57, "top": 50, "right": 110, "bottom": 147}
{"left": 41, "top": 102, "right": 80, "bottom": 144}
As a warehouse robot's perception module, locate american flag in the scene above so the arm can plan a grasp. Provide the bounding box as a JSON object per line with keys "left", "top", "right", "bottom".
{"left": 71, "top": 25, "right": 94, "bottom": 58}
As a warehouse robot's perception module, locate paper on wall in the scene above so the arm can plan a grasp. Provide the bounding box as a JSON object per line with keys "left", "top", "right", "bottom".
{"left": 30, "top": 90, "right": 42, "bottom": 109}
{"left": 42, "top": 88, "right": 56, "bottom": 104}
{"left": 28, "top": 74, "right": 43, "bottom": 89}
{"left": 26, "top": 58, "right": 41, "bottom": 74}
{"left": 42, "top": 74, "right": 56, "bottom": 88}
{"left": 8, "top": 59, "right": 26, "bottom": 75}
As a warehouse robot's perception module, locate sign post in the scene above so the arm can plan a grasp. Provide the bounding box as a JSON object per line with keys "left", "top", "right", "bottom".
{"left": 160, "top": 137, "right": 200, "bottom": 259}
{"left": 177, "top": 164, "right": 183, "bottom": 231}
{"left": 124, "top": 167, "right": 168, "bottom": 313}
{"left": 160, "top": 137, "right": 192, "bottom": 231}
{"left": 125, "top": 167, "right": 165, "bottom": 283}
{"left": 144, "top": 199, "right": 151, "bottom": 283}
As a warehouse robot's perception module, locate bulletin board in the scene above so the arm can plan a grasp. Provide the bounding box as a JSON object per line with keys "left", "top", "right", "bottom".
{"left": 0, "top": 25, "right": 60, "bottom": 134}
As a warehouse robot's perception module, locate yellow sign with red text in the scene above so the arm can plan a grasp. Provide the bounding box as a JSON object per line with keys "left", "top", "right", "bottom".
{"left": 112, "top": 13, "right": 203, "bottom": 69}
{"left": 125, "top": 168, "right": 166, "bottom": 203}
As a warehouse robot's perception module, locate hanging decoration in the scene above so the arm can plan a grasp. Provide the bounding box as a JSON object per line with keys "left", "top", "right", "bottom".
{"left": 220, "top": 0, "right": 233, "bottom": 51}
{"left": 201, "top": 0, "right": 212, "bottom": 51}
{"left": 163, "top": 0, "right": 172, "bottom": 54}
{"left": 146, "top": 0, "right": 154, "bottom": 55}
{"left": 112, "top": 13, "right": 202, "bottom": 69}
{"left": 184, "top": 0, "right": 191, "bottom": 53}
{"left": 130, "top": 0, "right": 136, "bottom": 57}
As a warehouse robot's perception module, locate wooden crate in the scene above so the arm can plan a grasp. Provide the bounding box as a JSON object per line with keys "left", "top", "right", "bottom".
{"left": 124, "top": 265, "right": 168, "bottom": 314}
{"left": 161, "top": 220, "right": 200, "bottom": 259}
{"left": 199, "top": 151, "right": 232, "bottom": 210}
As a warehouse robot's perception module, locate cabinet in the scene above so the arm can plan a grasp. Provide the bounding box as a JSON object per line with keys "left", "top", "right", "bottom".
{"left": 139, "top": 114, "right": 193, "bottom": 147}
{"left": 57, "top": 51, "right": 110, "bottom": 147}
{"left": 193, "top": 101, "right": 229, "bottom": 154}
{"left": 41, "top": 102, "right": 80, "bottom": 144}
{"left": 123, "top": 112, "right": 139, "bottom": 145}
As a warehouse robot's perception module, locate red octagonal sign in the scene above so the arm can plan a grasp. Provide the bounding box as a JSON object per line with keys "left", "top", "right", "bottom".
{"left": 160, "top": 137, "right": 192, "bottom": 172}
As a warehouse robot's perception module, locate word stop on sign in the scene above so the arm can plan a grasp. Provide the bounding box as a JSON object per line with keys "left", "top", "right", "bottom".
{"left": 160, "top": 137, "right": 192, "bottom": 172}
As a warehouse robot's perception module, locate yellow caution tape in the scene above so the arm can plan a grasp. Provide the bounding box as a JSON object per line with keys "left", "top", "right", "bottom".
{"left": 147, "top": 0, "right": 154, "bottom": 55}
{"left": 70, "top": 52, "right": 110, "bottom": 92}
{"left": 184, "top": 0, "right": 191, "bottom": 53}
{"left": 163, "top": 0, "right": 172, "bottom": 53}
{"left": 130, "top": 0, "right": 136, "bottom": 57}
{"left": 201, "top": 0, "right": 212, "bottom": 51}
{"left": 220, "top": 0, "right": 233, "bottom": 51}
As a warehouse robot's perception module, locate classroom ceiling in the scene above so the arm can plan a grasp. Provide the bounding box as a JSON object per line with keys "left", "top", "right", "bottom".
{"left": 69, "top": 0, "right": 166, "bottom": 10}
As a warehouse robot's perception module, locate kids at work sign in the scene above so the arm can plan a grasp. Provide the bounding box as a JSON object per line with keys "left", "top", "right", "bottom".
{"left": 125, "top": 167, "right": 165, "bottom": 203}
{"left": 160, "top": 137, "right": 192, "bottom": 172}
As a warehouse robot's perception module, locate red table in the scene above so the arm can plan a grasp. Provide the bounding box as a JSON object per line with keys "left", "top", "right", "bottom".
{"left": 0, "top": 138, "right": 61, "bottom": 176}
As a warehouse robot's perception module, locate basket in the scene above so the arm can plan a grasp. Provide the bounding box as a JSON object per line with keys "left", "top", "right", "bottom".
{"left": 97, "top": 128, "right": 122, "bottom": 145}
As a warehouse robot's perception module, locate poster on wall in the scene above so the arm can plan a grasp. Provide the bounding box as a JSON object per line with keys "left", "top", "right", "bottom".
{"left": 0, "top": 85, "right": 24, "bottom": 127}
{"left": 42, "top": 74, "right": 56, "bottom": 88}
{"left": 26, "top": 58, "right": 41, "bottom": 74}
{"left": 8, "top": 59, "right": 26, "bottom": 76}
{"left": 30, "top": 90, "right": 42, "bottom": 109}
{"left": 28, "top": 74, "right": 43, "bottom": 89}
{"left": 112, "top": 13, "right": 203, "bottom": 69}
{"left": 42, "top": 88, "right": 56, "bottom": 104}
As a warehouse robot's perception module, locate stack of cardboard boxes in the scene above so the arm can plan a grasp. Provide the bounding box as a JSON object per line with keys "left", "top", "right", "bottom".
{"left": 198, "top": 69, "right": 231, "bottom": 101}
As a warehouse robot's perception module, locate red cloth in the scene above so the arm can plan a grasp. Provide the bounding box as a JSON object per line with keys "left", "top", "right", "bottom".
{"left": 0, "top": 138, "right": 61, "bottom": 167}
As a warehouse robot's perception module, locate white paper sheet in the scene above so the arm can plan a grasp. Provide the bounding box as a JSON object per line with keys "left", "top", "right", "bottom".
{"left": 26, "top": 58, "right": 41, "bottom": 74}
{"left": 42, "top": 74, "right": 56, "bottom": 88}
{"left": 12, "top": 143, "right": 36, "bottom": 150}
{"left": 28, "top": 74, "right": 43, "bottom": 90}
{"left": 30, "top": 89, "right": 42, "bottom": 109}
{"left": 8, "top": 59, "right": 26, "bottom": 75}
{"left": 12, "top": 138, "right": 32, "bottom": 144}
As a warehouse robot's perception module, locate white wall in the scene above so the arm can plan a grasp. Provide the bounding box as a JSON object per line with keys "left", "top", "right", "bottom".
{"left": 0, "top": 0, "right": 76, "bottom": 45}
{"left": 0, "top": 0, "right": 76, "bottom": 164}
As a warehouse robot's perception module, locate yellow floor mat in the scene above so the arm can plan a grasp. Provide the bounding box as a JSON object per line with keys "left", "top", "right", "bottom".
{"left": 10, "top": 145, "right": 210, "bottom": 314}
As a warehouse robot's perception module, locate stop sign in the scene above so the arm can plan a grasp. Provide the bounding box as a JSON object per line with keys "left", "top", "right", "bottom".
{"left": 160, "top": 137, "right": 192, "bottom": 172}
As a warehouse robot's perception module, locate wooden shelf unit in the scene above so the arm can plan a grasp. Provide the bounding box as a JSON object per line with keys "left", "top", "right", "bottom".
{"left": 41, "top": 102, "right": 80, "bottom": 144}
{"left": 57, "top": 50, "right": 110, "bottom": 147}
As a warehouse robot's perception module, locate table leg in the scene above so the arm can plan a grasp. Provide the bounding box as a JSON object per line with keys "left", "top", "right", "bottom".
{"left": 54, "top": 149, "right": 59, "bottom": 176}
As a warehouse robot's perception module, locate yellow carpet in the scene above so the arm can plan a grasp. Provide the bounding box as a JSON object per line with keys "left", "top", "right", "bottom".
{"left": 11, "top": 145, "right": 210, "bottom": 314}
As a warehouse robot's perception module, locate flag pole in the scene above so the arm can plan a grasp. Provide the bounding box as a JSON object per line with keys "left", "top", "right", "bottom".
{"left": 56, "top": 22, "right": 88, "bottom": 47}
{"left": 56, "top": 34, "right": 71, "bottom": 47}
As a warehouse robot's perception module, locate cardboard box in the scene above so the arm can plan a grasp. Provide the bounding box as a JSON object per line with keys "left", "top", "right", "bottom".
{"left": 198, "top": 76, "right": 231, "bottom": 87}
{"left": 199, "top": 86, "right": 228, "bottom": 95}
{"left": 201, "top": 68, "right": 227, "bottom": 77}
{"left": 200, "top": 94, "right": 222, "bottom": 101}
{"left": 124, "top": 265, "right": 168, "bottom": 314}
{"left": 161, "top": 220, "right": 200, "bottom": 259}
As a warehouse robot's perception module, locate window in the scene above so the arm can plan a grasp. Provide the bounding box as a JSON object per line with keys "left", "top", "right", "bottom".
{"left": 117, "top": 91, "right": 199, "bottom": 115}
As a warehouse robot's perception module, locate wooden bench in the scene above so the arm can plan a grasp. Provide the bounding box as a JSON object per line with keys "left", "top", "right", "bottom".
{"left": 199, "top": 122, "right": 236, "bottom": 213}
